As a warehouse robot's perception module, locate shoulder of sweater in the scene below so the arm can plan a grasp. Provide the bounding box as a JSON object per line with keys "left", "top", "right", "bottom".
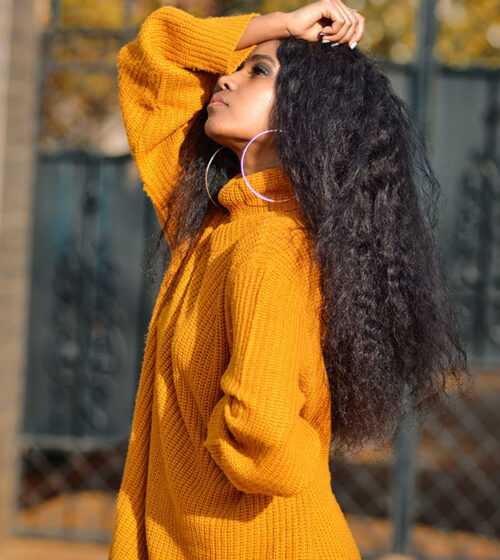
{"left": 230, "top": 216, "right": 316, "bottom": 279}
{"left": 228, "top": 218, "right": 324, "bottom": 320}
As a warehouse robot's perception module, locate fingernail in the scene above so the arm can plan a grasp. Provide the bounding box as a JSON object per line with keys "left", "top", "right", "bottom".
{"left": 330, "top": 42, "right": 340, "bottom": 47}
{"left": 350, "top": 41, "right": 358, "bottom": 49}
{"left": 319, "top": 32, "right": 325, "bottom": 36}
{"left": 322, "top": 39, "right": 331, "bottom": 44}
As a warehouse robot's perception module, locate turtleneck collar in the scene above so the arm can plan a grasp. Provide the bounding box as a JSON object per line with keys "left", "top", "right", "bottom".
{"left": 216, "top": 166, "right": 302, "bottom": 218}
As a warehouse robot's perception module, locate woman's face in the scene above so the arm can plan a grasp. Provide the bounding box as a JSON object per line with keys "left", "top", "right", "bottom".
{"left": 204, "top": 40, "right": 281, "bottom": 173}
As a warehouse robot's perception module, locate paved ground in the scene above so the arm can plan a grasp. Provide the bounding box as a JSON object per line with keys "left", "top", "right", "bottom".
{"left": 0, "top": 537, "right": 420, "bottom": 560}
{"left": 1, "top": 517, "right": 499, "bottom": 560}
{"left": 0, "top": 537, "right": 109, "bottom": 560}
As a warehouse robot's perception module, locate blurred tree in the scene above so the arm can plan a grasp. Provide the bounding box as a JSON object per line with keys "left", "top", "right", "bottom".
{"left": 435, "top": 0, "right": 500, "bottom": 68}
{"left": 61, "top": 0, "right": 124, "bottom": 28}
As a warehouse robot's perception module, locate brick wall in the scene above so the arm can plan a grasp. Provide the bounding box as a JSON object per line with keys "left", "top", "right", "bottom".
{"left": 0, "top": 0, "right": 38, "bottom": 540}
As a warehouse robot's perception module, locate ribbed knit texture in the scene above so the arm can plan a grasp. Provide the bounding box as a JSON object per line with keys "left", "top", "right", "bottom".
{"left": 109, "top": 6, "right": 362, "bottom": 559}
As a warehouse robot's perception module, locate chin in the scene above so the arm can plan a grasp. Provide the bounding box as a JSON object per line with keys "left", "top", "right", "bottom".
{"left": 204, "top": 117, "right": 220, "bottom": 140}
{"left": 204, "top": 119, "right": 232, "bottom": 148}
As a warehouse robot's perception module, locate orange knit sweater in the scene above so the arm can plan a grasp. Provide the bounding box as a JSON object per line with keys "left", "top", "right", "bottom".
{"left": 110, "top": 6, "right": 361, "bottom": 560}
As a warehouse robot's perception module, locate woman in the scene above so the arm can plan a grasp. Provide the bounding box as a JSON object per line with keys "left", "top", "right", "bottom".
{"left": 110, "top": 1, "right": 470, "bottom": 559}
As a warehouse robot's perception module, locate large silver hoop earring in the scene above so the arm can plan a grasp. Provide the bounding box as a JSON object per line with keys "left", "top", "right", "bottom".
{"left": 240, "top": 129, "right": 296, "bottom": 203}
{"left": 204, "top": 146, "right": 224, "bottom": 209}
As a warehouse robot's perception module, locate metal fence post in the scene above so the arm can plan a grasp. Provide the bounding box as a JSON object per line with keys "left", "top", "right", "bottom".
{"left": 389, "top": 397, "right": 420, "bottom": 554}
{"left": 389, "top": 0, "right": 441, "bottom": 553}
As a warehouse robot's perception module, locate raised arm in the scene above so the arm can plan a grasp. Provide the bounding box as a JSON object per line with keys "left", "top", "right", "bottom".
{"left": 117, "top": 3, "right": 365, "bottom": 245}
{"left": 117, "top": 7, "right": 289, "bottom": 244}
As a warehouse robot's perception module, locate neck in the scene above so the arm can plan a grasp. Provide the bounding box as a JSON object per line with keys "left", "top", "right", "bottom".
{"left": 232, "top": 137, "right": 281, "bottom": 176}
{"left": 239, "top": 158, "right": 281, "bottom": 175}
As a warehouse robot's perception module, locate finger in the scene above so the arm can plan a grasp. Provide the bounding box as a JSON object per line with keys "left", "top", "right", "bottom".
{"left": 323, "top": 10, "right": 364, "bottom": 48}
{"left": 341, "top": 20, "right": 359, "bottom": 46}
{"left": 335, "top": 1, "right": 357, "bottom": 28}
{"left": 334, "top": 2, "right": 365, "bottom": 46}
{"left": 341, "top": 13, "right": 364, "bottom": 48}
{"left": 351, "top": 13, "right": 365, "bottom": 45}
{"left": 321, "top": 17, "right": 351, "bottom": 44}
{"left": 332, "top": 0, "right": 357, "bottom": 43}
{"left": 319, "top": 0, "right": 349, "bottom": 38}
{"left": 336, "top": 0, "right": 361, "bottom": 21}
{"left": 321, "top": 7, "right": 354, "bottom": 43}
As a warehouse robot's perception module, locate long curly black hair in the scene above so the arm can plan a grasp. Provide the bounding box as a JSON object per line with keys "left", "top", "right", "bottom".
{"left": 145, "top": 37, "right": 472, "bottom": 455}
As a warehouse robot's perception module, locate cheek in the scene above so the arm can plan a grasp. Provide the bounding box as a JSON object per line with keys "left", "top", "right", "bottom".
{"left": 242, "top": 87, "right": 275, "bottom": 126}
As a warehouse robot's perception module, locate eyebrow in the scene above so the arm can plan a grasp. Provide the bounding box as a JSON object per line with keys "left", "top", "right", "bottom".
{"left": 242, "top": 54, "right": 277, "bottom": 68}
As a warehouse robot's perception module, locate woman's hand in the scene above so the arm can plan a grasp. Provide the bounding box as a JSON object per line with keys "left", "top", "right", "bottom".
{"left": 235, "top": 0, "right": 364, "bottom": 52}
{"left": 283, "top": 0, "right": 365, "bottom": 48}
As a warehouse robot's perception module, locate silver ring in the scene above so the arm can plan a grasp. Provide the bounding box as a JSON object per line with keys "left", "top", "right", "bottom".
{"left": 347, "top": 8, "right": 358, "bottom": 13}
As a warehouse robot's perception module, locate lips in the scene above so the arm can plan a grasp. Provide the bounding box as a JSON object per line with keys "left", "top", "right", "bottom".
{"left": 209, "top": 93, "right": 228, "bottom": 106}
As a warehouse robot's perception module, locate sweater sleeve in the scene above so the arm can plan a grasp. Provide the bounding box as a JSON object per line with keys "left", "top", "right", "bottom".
{"left": 202, "top": 246, "right": 323, "bottom": 497}
{"left": 117, "top": 6, "right": 260, "bottom": 246}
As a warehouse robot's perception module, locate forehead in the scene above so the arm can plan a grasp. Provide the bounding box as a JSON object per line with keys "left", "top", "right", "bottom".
{"left": 249, "top": 39, "right": 280, "bottom": 61}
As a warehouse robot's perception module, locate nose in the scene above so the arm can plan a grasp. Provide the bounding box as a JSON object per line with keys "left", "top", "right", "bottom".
{"left": 216, "top": 71, "right": 237, "bottom": 92}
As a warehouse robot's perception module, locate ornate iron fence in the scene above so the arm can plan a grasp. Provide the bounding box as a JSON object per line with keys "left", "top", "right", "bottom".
{"left": 17, "top": 151, "right": 159, "bottom": 541}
